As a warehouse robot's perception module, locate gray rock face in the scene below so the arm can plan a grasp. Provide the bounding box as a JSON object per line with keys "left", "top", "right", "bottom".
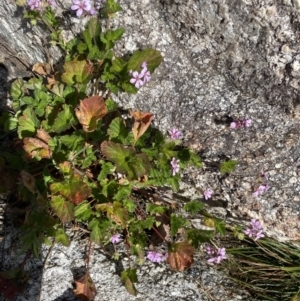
{"left": 110, "top": 0, "right": 300, "bottom": 242}
{"left": 0, "top": 0, "right": 300, "bottom": 300}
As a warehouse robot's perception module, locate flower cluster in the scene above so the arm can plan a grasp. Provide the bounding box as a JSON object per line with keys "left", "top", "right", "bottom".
{"left": 230, "top": 119, "right": 252, "bottom": 129}
{"left": 27, "top": 0, "right": 56, "bottom": 10}
{"left": 168, "top": 128, "right": 182, "bottom": 140}
{"left": 71, "top": 0, "right": 95, "bottom": 17}
{"left": 206, "top": 245, "right": 227, "bottom": 264}
{"left": 253, "top": 183, "right": 270, "bottom": 197}
{"left": 244, "top": 219, "right": 264, "bottom": 241}
{"left": 129, "top": 62, "right": 151, "bottom": 88}
{"left": 109, "top": 233, "right": 122, "bottom": 244}
{"left": 203, "top": 188, "right": 213, "bottom": 200}
{"left": 253, "top": 169, "right": 270, "bottom": 197}
{"left": 170, "top": 157, "right": 180, "bottom": 176}
{"left": 146, "top": 251, "right": 168, "bottom": 263}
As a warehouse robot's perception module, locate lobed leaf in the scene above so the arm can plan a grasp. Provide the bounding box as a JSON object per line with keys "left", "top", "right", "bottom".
{"left": 75, "top": 95, "right": 107, "bottom": 132}
{"left": 61, "top": 57, "right": 93, "bottom": 85}
{"left": 50, "top": 195, "right": 74, "bottom": 222}
{"left": 167, "top": 242, "right": 194, "bottom": 272}
{"left": 17, "top": 108, "right": 39, "bottom": 138}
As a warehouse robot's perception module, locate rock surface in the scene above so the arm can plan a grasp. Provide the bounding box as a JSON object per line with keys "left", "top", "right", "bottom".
{"left": 1, "top": 0, "right": 300, "bottom": 300}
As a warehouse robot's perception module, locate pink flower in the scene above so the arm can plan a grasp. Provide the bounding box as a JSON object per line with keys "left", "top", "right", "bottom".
{"left": 203, "top": 189, "right": 213, "bottom": 200}
{"left": 168, "top": 128, "right": 182, "bottom": 140}
{"left": 170, "top": 157, "right": 180, "bottom": 176}
{"left": 109, "top": 233, "right": 122, "bottom": 244}
{"left": 27, "top": 0, "right": 41, "bottom": 10}
{"left": 130, "top": 71, "right": 144, "bottom": 88}
{"left": 206, "top": 245, "right": 227, "bottom": 264}
{"left": 71, "top": 0, "right": 92, "bottom": 17}
{"left": 129, "top": 62, "right": 151, "bottom": 88}
{"left": 230, "top": 119, "right": 252, "bottom": 129}
{"left": 245, "top": 219, "right": 265, "bottom": 241}
{"left": 47, "top": 0, "right": 56, "bottom": 7}
{"left": 147, "top": 251, "right": 168, "bottom": 263}
{"left": 253, "top": 184, "right": 270, "bottom": 197}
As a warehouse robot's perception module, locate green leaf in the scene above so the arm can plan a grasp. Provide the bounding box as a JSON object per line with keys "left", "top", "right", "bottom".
{"left": 167, "top": 176, "right": 180, "bottom": 191}
{"left": 183, "top": 201, "right": 205, "bottom": 214}
{"left": 74, "top": 201, "right": 93, "bottom": 221}
{"left": 101, "top": 28, "right": 124, "bottom": 49}
{"left": 10, "top": 78, "right": 24, "bottom": 101}
{"left": 0, "top": 112, "right": 17, "bottom": 132}
{"left": 146, "top": 203, "right": 167, "bottom": 215}
{"left": 114, "top": 184, "right": 133, "bottom": 201}
{"left": 127, "top": 48, "right": 163, "bottom": 73}
{"left": 214, "top": 217, "right": 226, "bottom": 236}
{"left": 88, "top": 218, "right": 111, "bottom": 245}
{"left": 111, "top": 57, "right": 127, "bottom": 73}
{"left": 219, "top": 160, "right": 238, "bottom": 174}
{"left": 189, "top": 151, "right": 203, "bottom": 168}
{"left": 105, "top": 98, "right": 118, "bottom": 112}
{"left": 121, "top": 82, "right": 138, "bottom": 94}
{"left": 186, "top": 228, "right": 215, "bottom": 248}
{"left": 80, "top": 147, "right": 96, "bottom": 169}
{"left": 123, "top": 199, "right": 136, "bottom": 213}
{"left": 17, "top": 107, "right": 40, "bottom": 138}
{"left": 101, "top": 141, "right": 135, "bottom": 178}
{"left": 121, "top": 268, "right": 138, "bottom": 296}
{"left": 60, "top": 133, "right": 84, "bottom": 151}
{"left": 107, "top": 117, "right": 128, "bottom": 143}
{"left": 128, "top": 153, "right": 151, "bottom": 178}
{"left": 61, "top": 57, "right": 93, "bottom": 85}
{"left": 25, "top": 77, "right": 44, "bottom": 90}
{"left": 51, "top": 104, "right": 77, "bottom": 133}
{"left": 82, "top": 17, "right": 101, "bottom": 50}
{"left": 141, "top": 216, "right": 155, "bottom": 230}
{"left": 101, "top": 0, "right": 122, "bottom": 18}
{"left": 170, "top": 214, "right": 189, "bottom": 236}
{"left": 98, "top": 160, "right": 116, "bottom": 181}
{"left": 55, "top": 228, "right": 71, "bottom": 246}
{"left": 50, "top": 195, "right": 74, "bottom": 222}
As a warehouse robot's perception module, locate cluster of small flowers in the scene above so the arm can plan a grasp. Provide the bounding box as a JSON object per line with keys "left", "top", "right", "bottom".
{"left": 206, "top": 245, "right": 227, "bottom": 264}
{"left": 170, "top": 157, "right": 180, "bottom": 176}
{"left": 27, "top": 0, "right": 56, "bottom": 10}
{"left": 244, "top": 219, "right": 265, "bottom": 241}
{"left": 109, "top": 233, "right": 122, "bottom": 244}
{"left": 253, "top": 169, "right": 270, "bottom": 197}
{"left": 129, "top": 62, "right": 151, "bottom": 88}
{"left": 71, "top": 0, "right": 106, "bottom": 17}
{"left": 230, "top": 119, "right": 252, "bottom": 129}
{"left": 203, "top": 188, "right": 213, "bottom": 200}
{"left": 168, "top": 128, "right": 182, "bottom": 140}
{"left": 147, "top": 251, "right": 168, "bottom": 263}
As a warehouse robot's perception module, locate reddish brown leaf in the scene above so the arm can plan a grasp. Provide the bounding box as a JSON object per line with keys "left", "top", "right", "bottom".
{"left": 20, "top": 170, "right": 36, "bottom": 194}
{"left": 167, "top": 241, "right": 194, "bottom": 271}
{"left": 130, "top": 110, "right": 154, "bottom": 145}
{"left": 32, "top": 62, "right": 52, "bottom": 75}
{"left": 36, "top": 128, "right": 51, "bottom": 143}
{"left": 75, "top": 95, "right": 107, "bottom": 132}
{"left": 23, "top": 137, "right": 52, "bottom": 159}
{"left": 74, "top": 273, "right": 97, "bottom": 301}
